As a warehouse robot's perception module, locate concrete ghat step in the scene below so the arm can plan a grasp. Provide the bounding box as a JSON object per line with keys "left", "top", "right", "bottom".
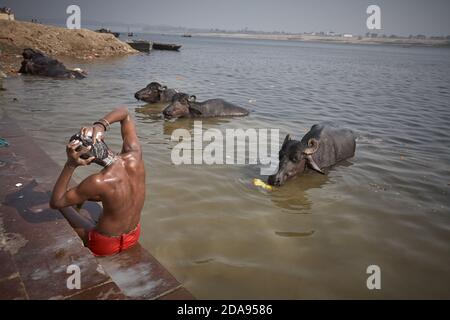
{"left": 98, "top": 244, "right": 193, "bottom": 300}
{"left": 0, "top": 140, "right": 125, "bottom": 299}
{"left": 0, "top": 115, "right": 194, "bottom": 300}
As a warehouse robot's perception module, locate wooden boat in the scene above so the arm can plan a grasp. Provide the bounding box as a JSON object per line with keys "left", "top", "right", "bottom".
{"left": 127, "top": 40, "right": 152, "bottom": 53}
{"left": 152, "top": 42, "right": 182, "bottom": 51}
{"left": 95, "top": 28, "right": 120, "bottom": 38}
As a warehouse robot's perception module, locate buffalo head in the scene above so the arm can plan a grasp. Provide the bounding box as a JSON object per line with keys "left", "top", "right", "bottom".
{"left": 268, "top": 134, "right": 323, "bottom": 186}
{"left": 134, "top": 82, "right": 168, "bottom": 103}
{"left": 162, "top": 93, "right": 199, "bottom": 119}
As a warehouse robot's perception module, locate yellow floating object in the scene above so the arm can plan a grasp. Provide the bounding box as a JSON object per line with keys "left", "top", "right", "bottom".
{"left": 253, "top": 178, "right": 273, "bottom": 191}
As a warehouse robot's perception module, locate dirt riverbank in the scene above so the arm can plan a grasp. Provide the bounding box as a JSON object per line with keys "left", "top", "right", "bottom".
{"left": 0, "top": 20, "right": 137, "bottom": 75}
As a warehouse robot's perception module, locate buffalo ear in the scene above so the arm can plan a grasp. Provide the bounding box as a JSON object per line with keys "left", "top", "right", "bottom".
{"left": 282, "top": 134, "right": 291, "bottom": 147}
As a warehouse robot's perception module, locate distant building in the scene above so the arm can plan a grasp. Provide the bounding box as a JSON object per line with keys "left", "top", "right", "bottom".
{"left": 343, "top": 34, "right": 353, "bottom": 38}
{"left": 0, "top": 7, "right": 14, "bottom": 20}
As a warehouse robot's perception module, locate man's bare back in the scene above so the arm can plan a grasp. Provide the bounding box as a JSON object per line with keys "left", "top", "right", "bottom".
{"left": 90, "top": 149, "right": 145, "bottom": 236}
{"left": 50, "top": 107, "right": 145, "bottom": 255}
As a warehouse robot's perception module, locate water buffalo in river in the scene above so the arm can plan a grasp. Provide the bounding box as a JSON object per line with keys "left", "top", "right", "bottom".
{"left": 134, "top": 82, "right": 178, "bottom": 103}
{"left": 19, "top": 48, "right": 86, "bottom": 79}
{"left": 268, "top": 123, "right": 356, "bottom": 186}
{"left": 162, "top": 93, "right": 249, "bottom": 119}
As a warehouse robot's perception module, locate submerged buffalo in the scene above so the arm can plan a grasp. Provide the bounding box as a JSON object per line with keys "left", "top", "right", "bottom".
{"left": 134, "top": 82, "right": 178, "bottom": 103}
{"left": 268, "top": 123, "right": 356, "bottom": 186}
{"left": 162, "top": 93, "right": 249, "bottom": 119}
{"left": 19, "top": 48, "right": 86, "bottom": 79}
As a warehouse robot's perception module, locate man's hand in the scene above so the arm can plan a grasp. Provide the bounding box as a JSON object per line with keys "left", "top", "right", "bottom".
{"left": 81, "top": 125, "right": 105, "bottom": 144}
{"left": 66, "top": 140, "right": 95, "bottom": 168}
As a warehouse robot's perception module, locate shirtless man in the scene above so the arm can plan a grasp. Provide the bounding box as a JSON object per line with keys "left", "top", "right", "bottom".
{"left": 50, "top": 106, "right": 145, "bottom": 256}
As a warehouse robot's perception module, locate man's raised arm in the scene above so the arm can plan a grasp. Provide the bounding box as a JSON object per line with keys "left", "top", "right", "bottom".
{"left": 50, "top": 141, "right": 99, "bottom": 209}
{"left": 92, "top": 106, "right": 141, "bottom": 155}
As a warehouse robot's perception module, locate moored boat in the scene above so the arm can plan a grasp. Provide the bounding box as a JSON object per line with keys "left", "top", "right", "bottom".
{"left": 95, "top": 28, "right": 120, "bottom": 38}
{"left": 152, "top": 42, "right": 182, "bottom": 51}
{"left": 127, "top": 40, "right": 152, "bottom": 53}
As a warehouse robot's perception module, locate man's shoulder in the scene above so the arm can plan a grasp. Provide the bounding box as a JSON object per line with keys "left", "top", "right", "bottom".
{"left": 120, "top": 152, "right": 145, "bottom": 174}
{"left": 80, "top": 172, "right": 106, "bottom": 187}
{"left": 75, "top": 172, "right": 109, "bottom": 198}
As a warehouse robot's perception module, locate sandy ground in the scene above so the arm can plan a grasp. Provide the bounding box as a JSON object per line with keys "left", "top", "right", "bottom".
{"left": 0, "top": 20, "right": 137, "bottom": 75}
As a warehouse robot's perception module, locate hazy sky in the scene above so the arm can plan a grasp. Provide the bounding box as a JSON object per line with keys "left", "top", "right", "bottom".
{"left": 2, "top": 0, "right": 450, "bottom": 36}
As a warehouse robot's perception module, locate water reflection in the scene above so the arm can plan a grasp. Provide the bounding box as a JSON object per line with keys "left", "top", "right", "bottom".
{"left": 269, "top": 170, "right": 329, "bottom": 214}
{"left": 134, "top": 103, "right": 167, "bottom": 121}
{"left": 275, "top": 230, "right": 315, "bottom": 237}
{"left": 162, "top": 117, "right": 234, "bottom": 136}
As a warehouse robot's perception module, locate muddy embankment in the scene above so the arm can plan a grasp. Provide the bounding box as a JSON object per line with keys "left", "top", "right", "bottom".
{"left": 0, "top": 20, "right": 138, "bottom": 75}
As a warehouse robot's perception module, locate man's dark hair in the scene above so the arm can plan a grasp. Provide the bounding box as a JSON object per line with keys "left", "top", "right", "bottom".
{"left": 69, "top": 132, "right": 112, "bottom": 167}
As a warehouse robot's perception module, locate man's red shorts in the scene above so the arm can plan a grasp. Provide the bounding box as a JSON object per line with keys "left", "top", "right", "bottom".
{"left": 88, "top": 224, "right": 140, "bottom": 257}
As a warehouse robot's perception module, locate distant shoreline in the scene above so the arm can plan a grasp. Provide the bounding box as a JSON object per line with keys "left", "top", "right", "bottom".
{"left": 190, "top": 32, "right": 450, "bottom": 47}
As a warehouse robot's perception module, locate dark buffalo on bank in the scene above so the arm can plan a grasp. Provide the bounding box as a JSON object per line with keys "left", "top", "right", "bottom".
{"left": 134, "top": 82, "right": 178, "bottom": 103}
{"left": 268, "top": 123, "right": 356, "bottom": 186}
{"left": 19, "top": 48, "right": 86, "bottom": 79}
{"left": 162, "top": 93, "right": 249, "bottom": 119}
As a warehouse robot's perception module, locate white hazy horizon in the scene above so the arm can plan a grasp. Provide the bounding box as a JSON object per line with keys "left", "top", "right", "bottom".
{"left": 2, "top": 0, "right": 450, "bottom": 36}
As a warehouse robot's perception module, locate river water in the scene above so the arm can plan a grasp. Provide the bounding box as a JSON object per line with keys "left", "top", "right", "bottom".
{"left": 1, "top": 34, "right": 449, "bottom": 298}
